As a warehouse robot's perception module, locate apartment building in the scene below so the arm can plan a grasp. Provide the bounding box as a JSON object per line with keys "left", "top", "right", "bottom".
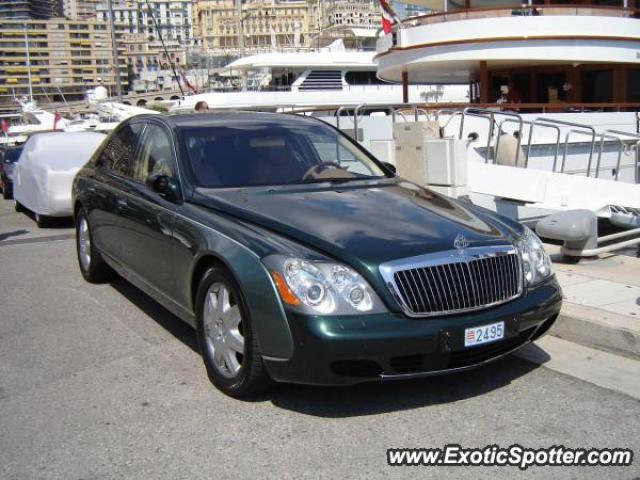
{"left": 194, "top": 0, "right": 311, "bottom": 53}
{"left": 122, "top": 32, "right": 186, "bottom": 76}
{"left": 0, "top": 19, "right": 128, "bottom": 104}
{"left": 0, "top": 0, "right": 60, "bottom": 19}
{"left": 96, "top": 0, "right": 194, "bottom": 45}
{"left": 62, "top": 0, "right": 101, "bottom": 19}
{"left": 322, "top": 0, "right": 379, "bottom": 30}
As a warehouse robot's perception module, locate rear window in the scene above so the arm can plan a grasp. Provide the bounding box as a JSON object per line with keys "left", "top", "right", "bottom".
{"left": 180, "top": 122, "right": 387, "bottom": 188}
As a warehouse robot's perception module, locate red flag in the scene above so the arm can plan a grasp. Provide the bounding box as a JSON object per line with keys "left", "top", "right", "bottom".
{"left": 379, "top": 0, "right": 400, "bottom": 34}
{"left": 53, "top": 111, "right": 62, "bottom": 131}
{"left": 0, "top": 118, "right": 8, "bottom": 134}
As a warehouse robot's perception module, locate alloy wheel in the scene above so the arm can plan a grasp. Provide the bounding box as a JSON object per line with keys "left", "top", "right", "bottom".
{"left": 78, "top": 216, "right": 91, "bottom": 271}
{"left": 203, "top": 282, "right": 245, "bottom": 379}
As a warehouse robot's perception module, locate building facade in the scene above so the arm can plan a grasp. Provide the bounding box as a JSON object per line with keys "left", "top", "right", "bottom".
{"left": 194, "top": 0, "right": 311, "bottom": 53}
{"left": 62, "top": 0, "right": 101, "bottom": 19}
{"left": 322, "top": 0, "right": 379, "bottom": 30}
{"left": 122, "top": 32, "right": 186, "bottom": 75}
{"left": 0, "top": 0, "right": 60, "bottom": 19}
{"left": 96, "top": 0, "right": 194, "bottom": 46}
{"left": 0, "top": 19, "right": 128, "bottom": 104}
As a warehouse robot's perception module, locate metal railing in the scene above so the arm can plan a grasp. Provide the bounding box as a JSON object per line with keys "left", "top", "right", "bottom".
{"left": 302, "top": 103, "right": 639, "bottom": 184}
{"left": 458, "top": 108, "right": 524, "bottom": 165}
{"left": 449, "top": 108, "right": 637, "bottom": 183}
{"left": 605, "top": 130, "right": 640, "bottom": 183}
{"left": 524, "top": 119, "right": 562, "bottom": 170}
{"left": 400, "top": 5, "right": 640, "bottom": 29}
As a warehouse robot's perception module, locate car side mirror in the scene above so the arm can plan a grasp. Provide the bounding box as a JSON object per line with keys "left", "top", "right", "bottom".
{"left": 146, "top": 173, "right": 180, "bottom": 202}
{"left": 467, "top": 132, "right": 479, "bottom": 142}
{"left": 382, "top": 162, "right": 397, "bottom": 174}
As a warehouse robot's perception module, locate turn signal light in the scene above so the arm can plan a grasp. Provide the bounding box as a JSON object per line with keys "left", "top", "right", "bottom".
{"left": 271, "top": 271, "right": 301, "bottom": 306}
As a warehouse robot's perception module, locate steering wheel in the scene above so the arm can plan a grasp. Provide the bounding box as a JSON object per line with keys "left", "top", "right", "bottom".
{"left": 302, "top": 162, "right": 345, "bottom": 180}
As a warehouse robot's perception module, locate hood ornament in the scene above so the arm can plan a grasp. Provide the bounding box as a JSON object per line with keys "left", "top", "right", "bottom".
{"left": 453, "top": 233, "right": 469, "bottom": 253}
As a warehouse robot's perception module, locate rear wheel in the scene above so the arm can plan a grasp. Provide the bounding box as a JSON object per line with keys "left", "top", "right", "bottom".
{"left": 75, "top": 209, "right": 113, "bottom": 283}
{"left": 195, "top": 266, "right": 273, "bottom": 397}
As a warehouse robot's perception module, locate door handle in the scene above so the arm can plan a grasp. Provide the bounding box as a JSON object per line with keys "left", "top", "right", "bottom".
{"left": 116, "top": 198, "right": 128, "bottom": 208}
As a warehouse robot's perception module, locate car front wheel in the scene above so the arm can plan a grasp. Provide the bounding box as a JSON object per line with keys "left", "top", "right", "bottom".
{"left": 76, "top": 209, "right": 113, "bottom": 283}
{"left": 195, "top": 266, "right": 273, "bottom": 397}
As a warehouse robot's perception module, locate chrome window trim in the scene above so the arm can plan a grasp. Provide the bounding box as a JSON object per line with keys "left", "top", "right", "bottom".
{"left": 379, "top": 245, "right": 524, "bottom": 318}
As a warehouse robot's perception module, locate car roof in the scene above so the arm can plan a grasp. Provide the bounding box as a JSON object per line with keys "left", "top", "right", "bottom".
{"left": 127, "top": 111, "right": 322, "bottom": 129}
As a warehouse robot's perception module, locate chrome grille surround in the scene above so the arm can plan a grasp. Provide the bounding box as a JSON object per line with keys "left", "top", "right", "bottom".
{"left": 379, "top": 245, "right": 524, "bottom": 318}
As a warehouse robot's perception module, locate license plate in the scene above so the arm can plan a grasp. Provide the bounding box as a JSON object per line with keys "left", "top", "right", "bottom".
{"left": 464, "top": 321, "right": 505, "bottom": 348}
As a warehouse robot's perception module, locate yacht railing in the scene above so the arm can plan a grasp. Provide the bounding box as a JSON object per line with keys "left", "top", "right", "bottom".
{"left": 604, "top": 130, "right": 640, "bottom": 183}
{"left": 537, "top": 118, "right": 597, "bottom": 174}
{"left": 453, "top": 109, "right": 637, "bottom": 183}
{"left": 524, "top": 120, "right": 562, "bottom": 170}
{"left": 459, "top": 108, "right": 524, "bottom": 165}
{"left": 297, "top": 103, "right": 639, "bottom": 183}
{"left": 594, "top": 134, "right": 625, "bottom": 180}
{"left": 400, "top": 4, "right": 640, "bottom": 28}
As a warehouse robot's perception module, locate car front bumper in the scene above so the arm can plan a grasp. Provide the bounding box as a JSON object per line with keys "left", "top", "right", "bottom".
{"left": 263, "top": 276, "right": 562, "bottom": 385}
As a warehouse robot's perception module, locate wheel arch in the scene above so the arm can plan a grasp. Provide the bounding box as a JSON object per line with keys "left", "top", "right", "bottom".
{"left": 73, "top": 199, "right": 83, "bottom": 221}
{"left": 189, "top": 249, "right": 295, "bottom": 360}
{"left": 190, "top": 253, "right": 228, "bottom": 311}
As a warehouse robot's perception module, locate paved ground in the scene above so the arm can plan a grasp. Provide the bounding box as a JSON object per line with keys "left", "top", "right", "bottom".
{"left": 1, "top": 201, "right": 639, "bottom": 480}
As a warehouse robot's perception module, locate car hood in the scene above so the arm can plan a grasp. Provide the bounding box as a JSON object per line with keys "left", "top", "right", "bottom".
{"left": 193, "top": 179, "right": 520, "bottom": 268}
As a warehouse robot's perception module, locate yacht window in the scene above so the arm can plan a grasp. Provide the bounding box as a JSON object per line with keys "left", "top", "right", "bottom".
{"left": 627, "top": 70, "right": 640, "bottom": 103}
{"left": 345, "top": 71, "right": 386, "bottom": 85}
{"left": 581, "top": 70, "right": 613, "bottom": 103}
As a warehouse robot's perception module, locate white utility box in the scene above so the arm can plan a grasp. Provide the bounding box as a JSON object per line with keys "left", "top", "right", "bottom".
{"left": 424, "top": 139, "right": 468, "bottom": 187}
{"left": 393, "top": 121, "right": 440, "bottom": 182}
{"left": 393, "top": 121, "right": 469, "bottom": 198}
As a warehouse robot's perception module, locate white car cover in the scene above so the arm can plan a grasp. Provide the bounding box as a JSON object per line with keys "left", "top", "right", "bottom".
{"left": 14, "top": 131, "right": 106, "bottom": 217}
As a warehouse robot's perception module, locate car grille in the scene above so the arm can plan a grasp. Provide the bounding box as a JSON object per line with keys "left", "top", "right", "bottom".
{"left": 381, "top": 247, "right": 523, "bottom": 317}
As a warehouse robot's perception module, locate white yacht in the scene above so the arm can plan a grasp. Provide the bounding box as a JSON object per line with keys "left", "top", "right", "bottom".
{"left": 359, "top": 0, "right": 640, "bottom": 238}
{"left": 171, "top": 42, "right": 469, "bottom": 113}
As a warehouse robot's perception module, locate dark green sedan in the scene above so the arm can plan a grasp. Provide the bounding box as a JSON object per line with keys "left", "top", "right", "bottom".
{"left": 72, "top": 112, "right": 562, "bottom": 397}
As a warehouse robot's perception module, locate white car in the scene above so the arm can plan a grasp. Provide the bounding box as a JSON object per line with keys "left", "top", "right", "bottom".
{"left": 13, "top": 131, "right": 106, "bottom": 227}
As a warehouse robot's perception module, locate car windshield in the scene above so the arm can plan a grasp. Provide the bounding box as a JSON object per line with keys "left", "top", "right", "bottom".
{"left": 180, "top": 122, "right": 389, "bottom": 188}
{"left": 4, "top": 148, "right": 22, "bottom": 162}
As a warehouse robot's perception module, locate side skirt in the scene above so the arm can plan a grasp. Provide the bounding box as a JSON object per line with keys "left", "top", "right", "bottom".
{"left": 101, "top": 251, "right": 197, "bottom": 328}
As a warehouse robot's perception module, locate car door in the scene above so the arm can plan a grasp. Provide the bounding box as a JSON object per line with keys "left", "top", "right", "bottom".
{"left": 115, "top": 121, "right": 181, "bottom": 300}
{"left": 90, "top": 122, "right": 145, "bottom": 265}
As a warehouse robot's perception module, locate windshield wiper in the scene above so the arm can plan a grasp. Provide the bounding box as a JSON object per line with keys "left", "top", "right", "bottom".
{"left": 302, "top": 176, "right": 378, "bottom": 185}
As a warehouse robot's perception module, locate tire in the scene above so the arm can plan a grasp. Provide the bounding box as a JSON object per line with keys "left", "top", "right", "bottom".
{"left": 35, "top": 213, "right": 49, "bottom": 228}
{"left": 75, "top": 208, "right": 114, "bottom": 283}
{"left": 195, "top": 265, "right": 274, "bottom": 397}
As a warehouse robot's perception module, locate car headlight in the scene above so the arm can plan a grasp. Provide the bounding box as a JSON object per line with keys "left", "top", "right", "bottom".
{"left": 516, "top": 226, "right": 552, "bottom": 286}
{"left": 264, "top": 255, "right": 386, "bottom": 315}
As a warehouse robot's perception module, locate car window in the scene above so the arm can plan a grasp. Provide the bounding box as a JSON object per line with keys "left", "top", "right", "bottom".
{"left": 97, "top": 123, "right": 144, "bottom": 177}
{"left": 180, "top": 122, "right": 387, "bottom": 188}
{"left": 133, "top": 124, "right": 175, "bottom": 183}
{"left": 307, "top": 130, "right": 376, "bottom": 176}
